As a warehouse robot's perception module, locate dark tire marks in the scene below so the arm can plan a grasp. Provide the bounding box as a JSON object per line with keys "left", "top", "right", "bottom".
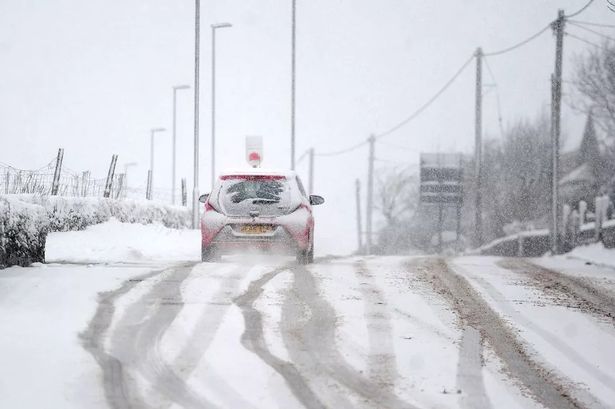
{"left": 415, "top": 258, "right": 583, "bottom": 409}
{"left": 281, "top": 265, "right": 418, "bottom": 409}
{"left": 234, "top": 266, "right": 329, "bottom": 409}
{"left": 499, "top": 258, "right": 615, "bottom": 322}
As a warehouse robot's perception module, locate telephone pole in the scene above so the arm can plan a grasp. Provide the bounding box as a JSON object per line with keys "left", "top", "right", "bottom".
{"left": 366, "top": 135, "right": 375, "bottom": 254}
{"left": 551, "top": 9, "right": 565, "bottom": 254}
{"left": 355, "top": 179, "right": 363, "bottom": 254}
{"left": 474, "top": 47, "right": 483, "bottom": 247}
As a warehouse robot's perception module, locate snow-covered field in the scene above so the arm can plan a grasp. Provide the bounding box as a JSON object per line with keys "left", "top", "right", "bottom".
{"left": 1, "top": 221, "right": 615, "bottom": 408}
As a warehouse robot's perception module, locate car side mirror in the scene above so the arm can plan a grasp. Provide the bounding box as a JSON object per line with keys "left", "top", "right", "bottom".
{"left": 198, "top": 194, "right": 209, "bottom": 203}
{"left": 309, "top": 195, "right": 325, "bottom": 206}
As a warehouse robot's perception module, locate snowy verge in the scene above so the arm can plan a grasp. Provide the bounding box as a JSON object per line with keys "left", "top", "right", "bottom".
{"left": 7, "top": 194, "right": 191, "bottom": 230}
{"left": 46, "top": 218, "right": 200, "bottom": 263}
{"left": 0, "top": 194, "right": 192, "bottom": 268}
{"left": 545, "top": 242, "right": 615, "bottom": 269}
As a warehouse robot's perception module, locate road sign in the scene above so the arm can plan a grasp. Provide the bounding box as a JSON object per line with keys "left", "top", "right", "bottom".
{"left": 246, "top": 136, "right": 263, "bottom": 168}
{"left": 419, "top": 153, "right": 463, "bottom": 205}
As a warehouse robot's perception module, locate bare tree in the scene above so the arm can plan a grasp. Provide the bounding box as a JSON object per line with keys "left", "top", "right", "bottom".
{"left": 374, "top": 166, "right": 418, "bottom": 225}
{"left": 573, "top": 41, "right": 615, "bottom": 137}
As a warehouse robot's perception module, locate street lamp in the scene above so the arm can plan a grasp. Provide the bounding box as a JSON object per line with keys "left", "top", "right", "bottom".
{"left": 172, "top": 84, "right": 191, "bottom": 205}
{"left": 193, "top": 0, "right": 201, "bottom": 228}
{"left": 150, "top": 127, "right": 166, "bottom": 200}
{"left": 211, "top": 22, "right": 232, "bottom": 190}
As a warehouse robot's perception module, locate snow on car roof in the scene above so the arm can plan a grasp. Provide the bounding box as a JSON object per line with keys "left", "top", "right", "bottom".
{"left": 218, "top": 168, "right": 297, "bottom": 178}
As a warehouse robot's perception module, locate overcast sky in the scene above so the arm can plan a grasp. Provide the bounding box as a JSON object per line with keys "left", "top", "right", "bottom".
{"left": 1, "top": 0, "right": 613, "bottom": 254}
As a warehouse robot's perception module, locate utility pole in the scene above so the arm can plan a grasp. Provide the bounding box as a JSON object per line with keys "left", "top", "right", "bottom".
{"left": 355, "top": 179, "right": 363, "bottom": 254}
{"left": 308, "top": 147, "right": 314, "bottom": 195}
{"left": 551, "top": 10, "right": 565, "bottom": 255}
{"left": 103, "top": 154, "right": 118, "bottom": 198}
{"left": 193, "top": 0, "right": 201, "bottom": 228}
{"left": 366, "top": 135, "right": 375, "bottom": 254}
{"left": 474, "top": 47, "right": 483, "bottom": 247}
{"left": 51, "top": 148, "right": 64, "bottom": 196}
{"left": 290, "top": 0, "right": 296, "bottom": 170}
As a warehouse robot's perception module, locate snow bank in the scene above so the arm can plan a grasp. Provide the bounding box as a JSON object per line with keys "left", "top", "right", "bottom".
{"left": 0, "top": 194, "right": 193, "bottom": 268}
{"left": 46, "top": 218, "right": 200, "bottom": 263}
{"left": 9, "top": 194, "right": 191, "bottom": 230}
{"left": 564, "top": 242, "right": 615, "bottom": 268}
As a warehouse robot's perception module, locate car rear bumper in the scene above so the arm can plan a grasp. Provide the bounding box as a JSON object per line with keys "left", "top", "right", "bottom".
{"left": 207, "top": 225, "right": 303, "bottom": 255}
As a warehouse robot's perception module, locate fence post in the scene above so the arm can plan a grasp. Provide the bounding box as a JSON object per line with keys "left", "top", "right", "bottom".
{"left": 181, "top": 178, "right": 187, "bottom": 206}
{"left": 595, "top": 196, "right": 603, "bottom": 243}
{"left": 146, "top": 170, "right": 153, "bottom": 200}
{"left": 103, "top": 155, "right": 118, "bottom": 198}
{"left": 51, "top": 148, "right": 64, "bottom": 196}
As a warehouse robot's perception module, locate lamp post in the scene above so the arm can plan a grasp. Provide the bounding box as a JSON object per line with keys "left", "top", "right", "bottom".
{"left": 193, "top": 0, "right": 201, "bottom": 228}
{"left": 150, "top": 127, "right": 166, "bottom": 201}
{"left": 172, "top": 84, "right": 191, "bottom": 205}
{"left": 211, "top": 22, "right": 232, "bottom": 190}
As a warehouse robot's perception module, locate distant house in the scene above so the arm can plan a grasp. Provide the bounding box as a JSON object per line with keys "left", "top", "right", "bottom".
{"left": 559, "top": 112, "right": 607, "bottom": 208}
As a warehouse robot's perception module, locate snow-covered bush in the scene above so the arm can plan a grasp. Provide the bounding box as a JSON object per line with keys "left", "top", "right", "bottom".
{"left": 0, "top": 194, "right": 192, "bottom": 268}
{"left": 7, "top": 194, "right": 191, "bottom": 230}
{"left": 0, "top": 197, "right": 49, "bottom": 267}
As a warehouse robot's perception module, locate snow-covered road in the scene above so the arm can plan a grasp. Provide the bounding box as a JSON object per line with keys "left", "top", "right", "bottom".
{"left": 1, "top": 223, "right": 615, "bottom": 409}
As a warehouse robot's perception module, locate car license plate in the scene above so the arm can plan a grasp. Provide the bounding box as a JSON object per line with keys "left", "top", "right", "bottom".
{"left": 240, "top": 224, "right": 272, "bottom": 234}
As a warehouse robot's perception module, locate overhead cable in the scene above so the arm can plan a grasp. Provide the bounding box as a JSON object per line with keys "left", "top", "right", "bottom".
{"left": 374, "top": 53, "right": 475, "bottom": 140}
{"left": 568, "top": 21, "right": 615, "bottom": 42}
{"left": 483, "top": 24, "right": 552, "bottom": 57}
{"left": 565, "top": 0, "right": 595, "bottom": 18}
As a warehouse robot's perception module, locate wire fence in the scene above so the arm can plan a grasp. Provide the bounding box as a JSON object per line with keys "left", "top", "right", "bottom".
{"left": 0, "top": 152, "right": 186, "bottom": 205}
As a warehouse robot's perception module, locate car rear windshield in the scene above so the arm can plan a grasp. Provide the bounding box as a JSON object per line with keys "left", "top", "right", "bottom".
{"left": 218, "top": 176, "right": 292, "bottom": 217}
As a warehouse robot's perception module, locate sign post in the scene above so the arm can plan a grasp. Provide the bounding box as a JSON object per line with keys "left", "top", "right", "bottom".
{"left": 419, "top": 153, "right": 464, "bottom": 252}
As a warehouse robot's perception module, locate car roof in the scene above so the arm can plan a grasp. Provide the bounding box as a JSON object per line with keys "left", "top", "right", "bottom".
{"left": 219, "top": 168, "right": 297, "bottom": 179}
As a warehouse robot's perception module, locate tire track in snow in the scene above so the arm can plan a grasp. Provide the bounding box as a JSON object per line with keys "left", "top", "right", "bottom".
{"left": 355, "top": 260, "right": 399, "bottom": 390}
{"left": 109, "top": 262, "right": 219, "bottom": 409}
{"left": 80, "top": 264, "right": 185, "bottom": 409}
{"left": 281, "top": 264, "right": 419, "bottom": 409}
{"left": 416, "top": 257, "right": 584, "bottom": 409}
{"left": 499, "top": 258, "right": 615, "bottom": 322}
{"left": 406, "top": 258, "right": 492, "bottom": 409}
{"left": 234, "top": 265, "right": 330, "bottom": 409}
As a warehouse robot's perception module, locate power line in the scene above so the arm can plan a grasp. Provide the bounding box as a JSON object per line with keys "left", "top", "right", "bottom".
{"left": 565, "top": 0, "right": 595, "bottom": 18}
{"left": 376, "top": 141, "right": 420, "bottom": 152}
{"left": 483, "top": 56, "right": 505, "bottom": 138}
{"left": 315, "top": 139, "right": 369, "bottom": 157}
{"left": 374, "top": 53, "right": 475, "bottom": 140}
{"left": 569, "top": 20, "right": 615, "bottom": 28}
{"left": 483, "top": 24, "right": 552, "bottom": 57}
{"left": 568, "top": 21, "right": 615, "bottom": 42}
{"left": 565, "top": 31, "right": 604, "bottom": 49}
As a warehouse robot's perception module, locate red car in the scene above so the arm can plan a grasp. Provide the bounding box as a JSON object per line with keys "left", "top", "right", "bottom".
{"left": 199, "top": 169, "right": 324, "bottom": 263}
